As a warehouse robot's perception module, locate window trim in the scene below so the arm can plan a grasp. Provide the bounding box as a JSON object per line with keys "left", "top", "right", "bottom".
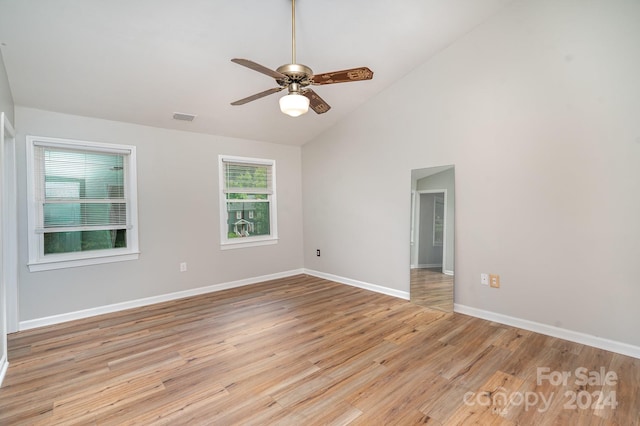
{"left": 218, "top": 155, "right": 278, "bottom": 250}
{"left": 26, "top": 136, "right": 139, "bottom": 271}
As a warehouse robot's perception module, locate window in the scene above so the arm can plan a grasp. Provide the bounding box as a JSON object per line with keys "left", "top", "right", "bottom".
{"left": 219, "top": 155, "right": 277, "bottom": 248}
{"left": 26, "top": 136, "right": 139, "bottom": 271}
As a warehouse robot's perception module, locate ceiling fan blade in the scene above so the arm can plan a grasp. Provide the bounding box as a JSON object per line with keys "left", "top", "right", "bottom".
{"left": 302, "top": 89, "right": 331, "bottom": 114}
{"left": 231, "top": 87, "right": 284, "bottom": 106}
{"left": 231, "top": 58, "right": 287, "bottom": 80}
{"left": 311, "top": 67, "right": 374, "bottom": 85}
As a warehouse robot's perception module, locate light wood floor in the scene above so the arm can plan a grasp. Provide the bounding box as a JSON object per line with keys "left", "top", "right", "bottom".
{"left": 410, "top": 268, "right": 454, "bottom": 312}
{"left": 1, "top": 275, "right": 638, "bottom": 425}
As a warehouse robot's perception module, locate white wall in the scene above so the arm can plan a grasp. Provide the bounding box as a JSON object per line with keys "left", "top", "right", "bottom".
{"left": 0, "top": 52, "right": 13, "bottom": 124}
{"left": 15, "top": 107, "right": 303, "bottom": 322}
{"left": 0, "top": 51, "right": 14, "bottom": 384}
{"left": 302, "top": 0, "right": 640, "bottom": 347}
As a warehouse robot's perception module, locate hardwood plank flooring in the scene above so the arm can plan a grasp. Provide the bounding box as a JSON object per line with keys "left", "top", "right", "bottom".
{"left": 410, "top": 268, "right": 454, "bottom": 312}
{"left": 1, "top": 274, "right": 638, "bottom": 425}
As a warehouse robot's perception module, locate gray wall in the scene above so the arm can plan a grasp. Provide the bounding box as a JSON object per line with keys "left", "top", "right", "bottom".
{"left": 15, "top": 107, "right": 303, "bottom": 321}
{"left": 302, "top": 0, "right": 640, "bottom": 346}
{"left": 416, "top": 168, "right": 455, "bottom": 273}
{"left": 418, "top": 193, "right": 442, "bottom": 267}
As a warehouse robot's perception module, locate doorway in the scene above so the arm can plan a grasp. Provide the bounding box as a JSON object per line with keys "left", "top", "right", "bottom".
{"left": 415, "top": 191, "right": 446, "bottom": 270}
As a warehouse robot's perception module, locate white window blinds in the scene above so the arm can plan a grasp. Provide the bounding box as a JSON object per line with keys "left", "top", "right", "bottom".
{"left": 222, "top": 160, "right": 273, "bottom": 195}
{"left": 33, "top": 145, "right": 130, "bottom": 233}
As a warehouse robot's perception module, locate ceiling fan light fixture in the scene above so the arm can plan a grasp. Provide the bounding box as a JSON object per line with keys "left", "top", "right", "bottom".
{"left": 279, "top": 93, "right": 309, "bottom": 117}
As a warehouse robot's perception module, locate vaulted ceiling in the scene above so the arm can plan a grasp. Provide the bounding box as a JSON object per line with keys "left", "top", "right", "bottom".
{"left": 0, "top": 0, "right": 514, "bottom": 145}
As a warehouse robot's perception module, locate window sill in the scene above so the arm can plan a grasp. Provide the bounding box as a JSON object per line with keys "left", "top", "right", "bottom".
{"left": 28, "top": 251, "right": 140, "bottom": 272}
{"left": 220, "top": 238, "right": 278, "bottom": 250}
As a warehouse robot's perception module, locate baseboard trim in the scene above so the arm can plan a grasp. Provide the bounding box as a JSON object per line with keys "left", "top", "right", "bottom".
{"left": 19, "top": 269, "right": 305, "bottom": 331}
{"left": 304, "top": 269, "right": 410, "bottom": 300}
{"left": 19, "top": 270, "right": 637, "bottom": 360}
{"left": 0, "top": 357, "right": 8, "bottom": 388}
{"left": 454, "top": 304, "right": 640, "bottom": 360}
{"left": 443, "top": 269, "right": 454, "bottom": 276}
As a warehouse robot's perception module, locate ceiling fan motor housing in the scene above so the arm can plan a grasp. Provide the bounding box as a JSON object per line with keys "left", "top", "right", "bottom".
{"left": 276, "top": 63, "right": 313, "bottom": 91}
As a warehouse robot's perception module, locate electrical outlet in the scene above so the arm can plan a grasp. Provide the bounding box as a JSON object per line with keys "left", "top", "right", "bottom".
{"left": 316, "top": 249, "right": 321, "bottom": 257}
{"left": 481, "top": 273, "right": 489, "bottom": 286}
{"left": 179, "top": 262, "right": 187, "bottom": 272}
{"left": 490, "top": 274, "right": 500, "bottom": 288}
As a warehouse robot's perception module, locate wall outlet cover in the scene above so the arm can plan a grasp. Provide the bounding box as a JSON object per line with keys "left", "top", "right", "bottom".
{"left": 481, "top": 273, "right": 489, "bottom": 285}
{"left": 490, "top": 274, "right": 500, "bottom": 288}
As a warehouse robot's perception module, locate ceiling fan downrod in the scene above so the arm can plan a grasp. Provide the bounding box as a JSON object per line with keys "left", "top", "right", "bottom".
{"left": 291, "top": 0, "right": 297, "bottom": 64}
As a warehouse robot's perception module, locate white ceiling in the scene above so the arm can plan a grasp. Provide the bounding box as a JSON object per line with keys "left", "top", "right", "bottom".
{"left": 0, "top": 0, "right": 513, "bottom": 146}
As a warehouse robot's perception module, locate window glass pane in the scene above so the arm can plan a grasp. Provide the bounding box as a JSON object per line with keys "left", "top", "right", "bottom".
{"left": 44, "top": 229, "right": 127, "bottom": 254}
{"left": 226, "top": 202, "right": 270, "bottom": 239}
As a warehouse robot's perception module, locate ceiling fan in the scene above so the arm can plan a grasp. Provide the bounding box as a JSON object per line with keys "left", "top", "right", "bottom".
{"left": 230, "top": 0, "right": 373, "bottom": 117}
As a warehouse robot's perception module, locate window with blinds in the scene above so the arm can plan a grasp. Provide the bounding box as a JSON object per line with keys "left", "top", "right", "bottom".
{"left": 27, "top": 136, "right": 139, "bottom": 271}
{"left": 219, "top": 155, "right": 278, "bottom": 248}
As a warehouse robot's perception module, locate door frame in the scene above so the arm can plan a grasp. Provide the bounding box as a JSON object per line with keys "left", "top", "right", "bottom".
{"left": 1, "top": 112, "right": 17, "bottom": 333}
{"left": 1, "top": 112, "right": 17, "bottom": 386}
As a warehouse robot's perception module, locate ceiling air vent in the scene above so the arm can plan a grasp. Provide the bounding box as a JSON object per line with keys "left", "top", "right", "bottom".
{"left": 173, "top": 112, "right": 196, "bottom": 122}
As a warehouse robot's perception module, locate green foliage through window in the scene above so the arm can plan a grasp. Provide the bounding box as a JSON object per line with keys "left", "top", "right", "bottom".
{"left": 44, "top": 230, "right": 127, "bottom": 254}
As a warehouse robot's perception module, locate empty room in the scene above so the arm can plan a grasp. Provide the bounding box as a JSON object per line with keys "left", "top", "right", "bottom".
{"left": 0, "top": 0, "right": 639, "bottom": 424}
